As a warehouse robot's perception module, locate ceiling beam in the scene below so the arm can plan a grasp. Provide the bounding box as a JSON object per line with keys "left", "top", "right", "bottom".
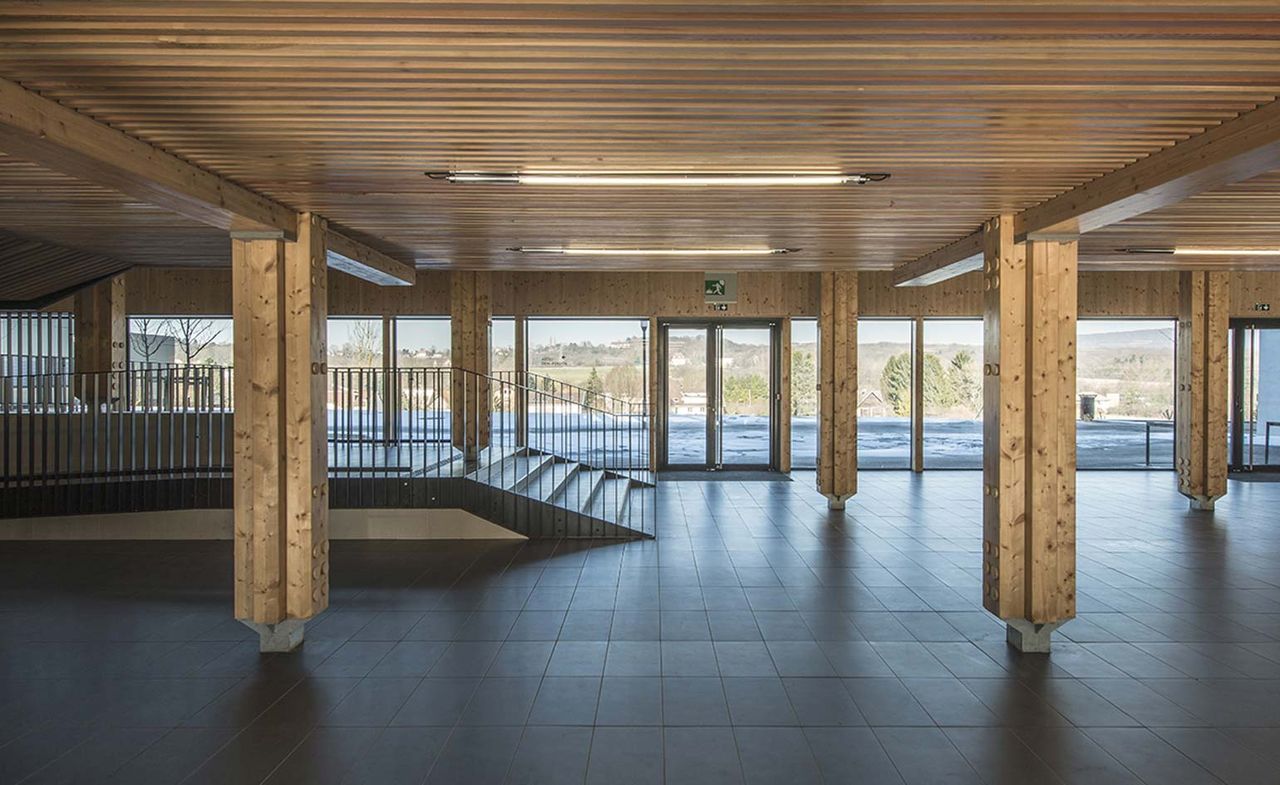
{"left": 896, "top": 98, "right": 1280, "bottom": 285}
{"left": 0, "top": 77, "right": 411, "bottom": 286}
{"left": 892, "top": 231, "right": 983, "bottom": 287}
{"left": 0, "top": 77, "right": 295, "bottom": 239}
{"left": 325, "top": 229, "right": 415, "bottom": 286}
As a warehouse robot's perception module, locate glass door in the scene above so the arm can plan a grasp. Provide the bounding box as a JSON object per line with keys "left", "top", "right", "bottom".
{"left": 661, "top": 321, "right": 778, "bottom": 469}
{"left": 1230, "top": 319, "right": 1280, "bottom": 472}
{"left": 664, "top": 326, "right": 711, "bottom": 466}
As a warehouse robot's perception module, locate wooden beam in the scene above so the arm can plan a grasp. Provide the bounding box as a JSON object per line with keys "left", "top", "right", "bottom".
{"left": 0, "top": 77, "right": 295, "bottom": 239}
{"left": 982, "top": 215, "right": 1077, "bottom": 652}
{"left": 1175, "top": 271, "right": 1229, "bottom": 511}
{"left": 231, "top": 213, "right": 329, "bottom": 651}
{"left": 325, "top": 229, "right": 415, "bottom": 287}
{"left": 894, "top": 231, "right": 983, "bottom": 287}
{"left": 0, "top": 78, "right": 412, "bottom": 286}
{"left": 817, "top": 271, "right": 857, "bottom": 509}
{"left": 1018, "top": 100, "right": 1280, "bottom": 241}
{"left": 899, "top": 98, "right": 1280, "bottom": 284}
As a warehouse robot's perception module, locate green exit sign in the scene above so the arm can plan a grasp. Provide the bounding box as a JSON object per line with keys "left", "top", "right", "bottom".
{"left": 704, "top": 272, "right": 738, "bottom": 304}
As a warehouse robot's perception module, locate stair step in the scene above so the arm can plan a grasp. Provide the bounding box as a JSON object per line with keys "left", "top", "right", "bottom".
{"left": 620, "top": 485, "right": 656, "bottom": 531}
{"left": 465, "top": 450, "right": 533, "bottom": 486}
{"left": 552, "top": 468, "right": 606, "bottom": 514}
{"left": 587, "top": 477, "right": 633, "bottom": 522}
{"left": 523, "top": 460, "right": 581, "bottom": 502}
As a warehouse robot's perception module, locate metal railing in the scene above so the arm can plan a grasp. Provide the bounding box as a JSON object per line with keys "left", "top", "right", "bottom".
{"left": 329, "top": 366, "right": 654, "bottom": 537}
{"left": 1, "top": 364, "right": 654, "bottom": 537}
{"left": 0, "top": 365, "right": 234, "bottom": 516}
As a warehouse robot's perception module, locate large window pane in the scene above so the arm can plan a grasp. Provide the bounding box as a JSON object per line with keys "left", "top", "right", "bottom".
{"left": 491, "top": 318, "right": 516, "bottom": 446}
{"left": 923, "top": 319, "right": 983, "bottom": 469}
{"left": 790, "top": 319, "right": 818, "bottom": 468}
{"left": 128, "top": 316, "right": 232, "bottom": 367}
{"left": 1078, "top": 319, "right": 1176, "bottom": 468}
{"left": 665, "top": 328, "right": 707, "bottom": 465}
{"left": 394, "top": 317, "right": 450, "bottom": 368}
{"left": 859, "top": 319, "right": 914, "bottom": 469}
{"left": 527, "top": 318, "right": 649, "bottom": 464}
{"left": 527, "top": 319, "right": 647, "bottom": 401}
{"left": 720, "top": 326, "right": 772, "bottom": 466}
{"left": 1255, "top": 329, "right": 1280, "bottom": 467}
{"left": 328, "top": 317, "right": 383, "bottom": 368}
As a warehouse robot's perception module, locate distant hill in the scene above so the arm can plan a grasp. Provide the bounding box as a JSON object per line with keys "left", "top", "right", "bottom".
{"left": 1078, "top": 328, "right": 1174, "bottom": 349}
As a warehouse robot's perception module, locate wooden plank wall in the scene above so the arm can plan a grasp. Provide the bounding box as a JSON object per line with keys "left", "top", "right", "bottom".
{"left": 123, "top": 266, "right": 1278, "bottom": 320}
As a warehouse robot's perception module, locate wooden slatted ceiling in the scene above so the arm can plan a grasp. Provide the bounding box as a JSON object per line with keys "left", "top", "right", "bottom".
{"left": 0, "top": 229, "right": 130, "bottom": 303}
{"left": 0, "top": 3, "right": 1279, "bottom": 271}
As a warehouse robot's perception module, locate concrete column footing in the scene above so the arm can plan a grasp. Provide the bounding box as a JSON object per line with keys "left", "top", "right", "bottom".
{"left": 1005, "top": 619, "right": 1066, "bottom": 653}
{"left": 240, "top": 619, "right": 306, "bottom": 652}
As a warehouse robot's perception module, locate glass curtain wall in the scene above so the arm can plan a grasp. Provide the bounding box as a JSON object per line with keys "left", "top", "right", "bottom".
{"left": 858, "top": 319, "right": 914, "bottom": 468}
{"left": 790, "top": 319, "right": 818, "bottom": 468}
{"left": 922, "top": 319, "right": 984, "bottom": 468}
{"left": 389, "top": 317, "right": 451, "bottom": 456}
{"left": 128, "top": 316, "right": 233, "bottom": 367}
{"left": 1077, "top": 319, "right": 1176, "bottom": 469}
{"left": 328, "top": 317, "right": 385, "bottom": 453}
{"left": 526, "top": 318, "right": 649, "bottom": 462}
{"left": 491, "top": 318, "right": 516, "bottom": 446}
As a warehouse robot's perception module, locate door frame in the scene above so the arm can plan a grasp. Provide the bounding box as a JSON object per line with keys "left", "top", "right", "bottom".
{"left": 1229, "top": 317, "right": 1280, "bottom": 473}
{"left": 657, "top": 319, "right": 781, "bottom": 470}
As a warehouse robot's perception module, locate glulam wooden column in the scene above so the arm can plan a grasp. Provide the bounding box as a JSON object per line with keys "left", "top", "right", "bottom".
{"left": 981, "top": 215, "right": 1077, "bottom": 652}
{"left": 1176, "top": 271, "right": 1229, "bottom": 511}
{"left": 450, "top": 271, "right": 491, "bottom": 460}
{"left": 231, "top": 214, "right": 329, "bottom": 652}
{"left": 74, "top": 273, "right": 126, "bottom": 404}
{"left": 817, "top": 271, "right": 857, "bottom": 509}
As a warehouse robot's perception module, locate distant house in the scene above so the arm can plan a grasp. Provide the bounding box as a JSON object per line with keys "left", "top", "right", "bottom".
{"left": 857, "top": 390, "right": 888, "bottom": 418}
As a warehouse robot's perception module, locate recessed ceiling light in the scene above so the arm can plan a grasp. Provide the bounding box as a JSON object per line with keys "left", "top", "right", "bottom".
{"left": 510, "top": 246, "right": 797, "bottom": 256}
{"left": 1122, "top": 247, "right": 1280, "bottom": 256}
{"left": 427, "top": 171, "right": 888, "bottom": 186}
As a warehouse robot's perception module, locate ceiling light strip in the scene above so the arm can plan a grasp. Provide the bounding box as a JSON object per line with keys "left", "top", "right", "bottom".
{"left": 511, "top": 247, "right": 795, "bottom": 256}
{"left": 428, "top": 171, "right": 888, "bottom": 186}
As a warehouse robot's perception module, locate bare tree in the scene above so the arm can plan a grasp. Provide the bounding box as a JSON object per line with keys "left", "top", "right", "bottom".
{"left": 346, "top": 320, "right": 381, "bottom": 367}
{"left": 129, "top": 317, "right": 168, "bottom": 365}
{"left": 164, "top": 318, "right": 224, "bottom": 365}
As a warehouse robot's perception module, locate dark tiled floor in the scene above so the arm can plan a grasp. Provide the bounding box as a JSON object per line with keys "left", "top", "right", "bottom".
{"left": 2, "top": 471, "right": 1280, "bottom": 784}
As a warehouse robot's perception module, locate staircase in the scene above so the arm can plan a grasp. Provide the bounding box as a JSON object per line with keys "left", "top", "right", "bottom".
{"left": 327, "top": 366, "right": 656, "bottom": 539}
{"left": 460, "top": 446, "right": 655, "bottom": 538}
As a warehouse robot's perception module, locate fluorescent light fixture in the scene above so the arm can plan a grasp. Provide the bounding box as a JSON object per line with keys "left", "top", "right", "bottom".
{"left": 510, "top": 246, "right": 796, "bottom": 256}
{"left": 427, "top": 171, "right": 888, "bottom": 186}
{"left": 1123, "top": 247, "right": 1280, "bottom": 256}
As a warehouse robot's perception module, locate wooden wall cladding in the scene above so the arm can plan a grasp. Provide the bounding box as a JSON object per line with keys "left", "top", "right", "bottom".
{"left": 1230, "top": 271, "right": 1280, "bottom": 317}
{"left": 124, "top": 266, "right": 1276, "bottom": 320}
{"left": 494, "top": 272, "right": 817, "bottom": 317}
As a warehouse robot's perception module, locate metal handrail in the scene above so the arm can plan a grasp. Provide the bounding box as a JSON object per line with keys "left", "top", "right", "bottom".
{"left": 1, "top": 364, "right": 654, "bottom": 537}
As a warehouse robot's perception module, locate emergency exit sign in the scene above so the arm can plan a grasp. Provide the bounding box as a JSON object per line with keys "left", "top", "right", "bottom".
{"left": 704, "top": 272, "right": 738, "bottom": 304}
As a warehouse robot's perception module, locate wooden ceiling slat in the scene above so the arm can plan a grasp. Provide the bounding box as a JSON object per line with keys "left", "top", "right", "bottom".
{"left": 0, "top": 2, "right": 1278, "bottom": 271}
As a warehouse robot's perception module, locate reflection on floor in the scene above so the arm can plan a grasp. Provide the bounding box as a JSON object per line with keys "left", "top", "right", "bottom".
{"left": 1, "top": 471, "right": 1278, "bottom": 784}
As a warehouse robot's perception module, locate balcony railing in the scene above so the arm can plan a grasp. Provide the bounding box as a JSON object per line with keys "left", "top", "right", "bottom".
{"left": 1, "top": 364, "right": 655, "bottom": 537}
